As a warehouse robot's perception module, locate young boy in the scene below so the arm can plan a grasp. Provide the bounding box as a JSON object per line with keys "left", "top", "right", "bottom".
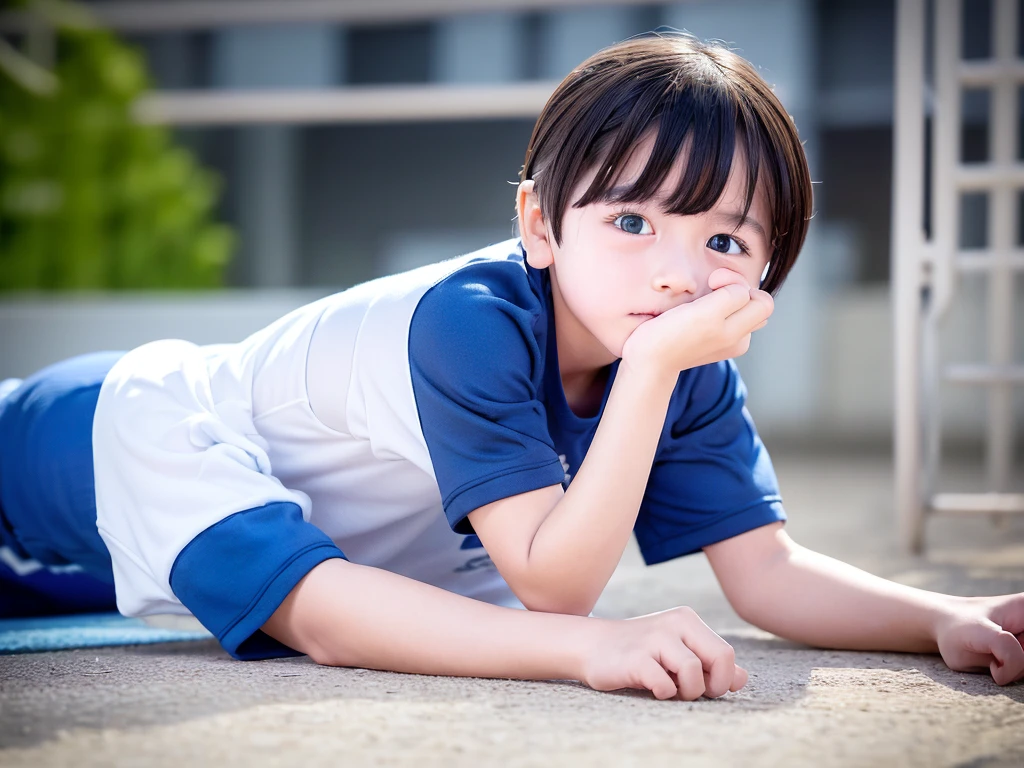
{"left": 1, "top": 34, "right": 1021, "bottom": 700}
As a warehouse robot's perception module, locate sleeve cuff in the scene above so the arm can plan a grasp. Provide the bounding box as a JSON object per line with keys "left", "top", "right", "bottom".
{"left": 443, "top": 458, "right": 567, "bottom": 534}
{"left": 169, "top": 501, "right": 346, "bottom": 660}
{"left": 635, "top": 500, "right": 787, "bottom": 566}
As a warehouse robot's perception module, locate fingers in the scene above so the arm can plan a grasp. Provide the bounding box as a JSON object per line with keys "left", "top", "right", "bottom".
{"left": 606, "top": 609, "right": 747, "bottom": 702}
{"left": 666, "top": 279, "right": 773, "bottom": 352}
{"left": 670, "top": 608, "right": 742, "bottom": 698}
{"left": 658, "top": 641, "right": 747, "bottom": 700}
{"left": 729, "top": 664, "right": 749, "bottom": 692}
{"left": 658, "top": 643, "right": 707, "bottom": 701}
{"left": 699, "top": 642, "right": 739, "bottom": 698}
{"left": 954, "top": 620, "right": 1024, "bottom": 684}
{"left": 692, "top": 283, "right": 754, "bottom": 319}
{"left": 636, "top": 656, "right": 679, "bottom": 700}
{"left": 988, "top": 630, "right": 1024, "bottom": 685}
{"left": 991, "top": 593, "right": 1024, "bottom": 637}
{"left": 707, "top": 268, "right": 751, "bottom": 292}
{"left": 723, "top": 288, "right": 774, "bottom": 333}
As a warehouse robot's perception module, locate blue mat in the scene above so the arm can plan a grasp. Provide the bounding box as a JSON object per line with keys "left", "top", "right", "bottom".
{"left": 0, "top": 612, "right": 213, "bottom": 654}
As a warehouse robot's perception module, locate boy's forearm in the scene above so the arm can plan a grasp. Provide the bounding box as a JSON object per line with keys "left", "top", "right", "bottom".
{"left": 263, "top": 558, "right": 591, "bottom": 680}
{"left": 523, "top": 364, "right": 678, "bottom": 613}
{"left": 733, "top": 544, "right": 957, "bottom": 654}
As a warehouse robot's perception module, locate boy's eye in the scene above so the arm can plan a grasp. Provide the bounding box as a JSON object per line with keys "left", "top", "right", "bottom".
{"left": 612, "top": 214, "right": 652, "bottom": 235}
{"left": 707, "top": 234, "right": 745, "bottom": 255}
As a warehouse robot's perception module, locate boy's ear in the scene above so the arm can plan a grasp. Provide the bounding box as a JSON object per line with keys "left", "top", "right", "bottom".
{"left": 516, "top": 180, "right": 554, "bottom": 269}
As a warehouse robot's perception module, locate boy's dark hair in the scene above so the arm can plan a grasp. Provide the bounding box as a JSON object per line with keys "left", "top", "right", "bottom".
{"left": 520, "top": 33, "right": 813, "bottom": 295}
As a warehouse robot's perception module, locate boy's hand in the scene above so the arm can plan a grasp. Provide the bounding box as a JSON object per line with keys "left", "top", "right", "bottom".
{"left": 620, "top": 268, "right": 774, "bottom": 378}
{"left": 935, "top": 594, "right": 1024, "bottom": 685}
{"left": 580, "top": 607, "right": 748, "bottom": 700}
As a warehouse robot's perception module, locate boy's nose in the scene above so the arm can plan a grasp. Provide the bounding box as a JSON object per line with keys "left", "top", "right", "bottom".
{"left": 650, "top": 253, "right": 702, "bottom": 297}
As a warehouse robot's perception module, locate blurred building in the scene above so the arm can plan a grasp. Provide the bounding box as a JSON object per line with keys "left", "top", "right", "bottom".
{"left": 109, "top": 0, "right": 896, "bottom": 290}
{"left": 1, "top": 0, "right": 1020, "bottom": 457}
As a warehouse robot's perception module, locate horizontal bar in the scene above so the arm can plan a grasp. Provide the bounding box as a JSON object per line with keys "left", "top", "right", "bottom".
{"left": 132, "top": 83, "right": 558, "bottom": 126}
{"left": 944, "top": 364, "right": 1024, "bottom": 384}
{"left": 959, "top": 60, "right": 1024, "bottom": 86}
{"left": 955, "top": 251, "right": 1024, "bottom": 272}
{"left": 931, "top": 493, "right": 1024, "bottom": 514}
{"left": 955, "top": 164, "right": 1024, "bottom": 190}
{"left": 0, "top": 0, "right": 646, "bottom": 33}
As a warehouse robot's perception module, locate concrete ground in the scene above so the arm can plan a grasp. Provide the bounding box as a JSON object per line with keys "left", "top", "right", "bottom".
{"left": 2, "top": 450, "right": 1023, "bottom": 767}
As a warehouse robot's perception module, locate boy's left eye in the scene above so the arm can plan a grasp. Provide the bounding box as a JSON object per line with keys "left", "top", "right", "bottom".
{"left": 706, "top": 234, "right": 745, "bottom": 255}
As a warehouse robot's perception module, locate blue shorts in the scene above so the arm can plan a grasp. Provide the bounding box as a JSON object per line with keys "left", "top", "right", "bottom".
{"left": 0, "top": 352, "right": 124, "bottom": 617}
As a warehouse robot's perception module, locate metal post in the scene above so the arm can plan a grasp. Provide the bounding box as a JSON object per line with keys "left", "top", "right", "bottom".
{"left": 986, "top": 0, "right": 1017, "bottom": 495}
{"left": 893, "top": 0, "right": 928, "bottom": 552}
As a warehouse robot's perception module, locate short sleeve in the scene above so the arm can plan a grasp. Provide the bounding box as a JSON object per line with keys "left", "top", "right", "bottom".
{"left": 633, "top": 360, "right": 786, "bottom": 565}
{"left": 408, "top": 262, "right": 566, "bottom": 533}
{"left": 92, "top": 339, "right": 345, "bottom": 659}
{"left": 170, "top": 501, "right": 345, "bottom": 660}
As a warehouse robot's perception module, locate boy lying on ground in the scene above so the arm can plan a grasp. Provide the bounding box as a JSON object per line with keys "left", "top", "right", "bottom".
{"left": 1, "top": 34, "right": 1021, "bottom": 699}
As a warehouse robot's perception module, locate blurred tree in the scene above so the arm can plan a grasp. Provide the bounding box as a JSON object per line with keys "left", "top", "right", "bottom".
{"left": 0, "top": 0, "right": 234, "bottom": 291}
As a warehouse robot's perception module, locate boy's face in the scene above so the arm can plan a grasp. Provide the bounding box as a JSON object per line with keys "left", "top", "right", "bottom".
{"left": 518, "top": 134, "right": 772, "bottom": 371}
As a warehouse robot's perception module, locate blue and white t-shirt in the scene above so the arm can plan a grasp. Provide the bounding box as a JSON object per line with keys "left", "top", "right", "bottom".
{"left": 6, "top": 239, "right": 786, "bottom": 660}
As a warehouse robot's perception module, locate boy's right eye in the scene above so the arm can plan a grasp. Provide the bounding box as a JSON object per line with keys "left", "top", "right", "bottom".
{"left": 612, "top": 213, "right": 652, "bottom": 235}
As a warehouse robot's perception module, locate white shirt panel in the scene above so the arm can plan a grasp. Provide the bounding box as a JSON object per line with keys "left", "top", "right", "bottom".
{"left": 92, "top": 242, "right": 525, "bottom": 618}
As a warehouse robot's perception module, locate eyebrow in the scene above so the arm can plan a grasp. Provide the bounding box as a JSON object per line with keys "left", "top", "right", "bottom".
{"left": 711, "top": 210, "right": 769, "bottom": 245}
{"left": 601, "top": 185, "right": 769, "bottom": 244}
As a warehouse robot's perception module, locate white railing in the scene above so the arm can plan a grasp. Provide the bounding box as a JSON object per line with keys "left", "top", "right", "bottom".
{"left": 0, "top": 0, "right": 635, "bottom": 126}
{"left": 893, "top": 0, "right": 1024, "bottom": 552}
{"left": 131, "top": 82, "right": 560, "bottom": 126}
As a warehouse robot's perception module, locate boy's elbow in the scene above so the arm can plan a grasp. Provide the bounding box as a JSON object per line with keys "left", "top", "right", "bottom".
{"left": 727, "top": 596, "right": 759, "bottom": 627}
{"left": 721, "top": 575, "right": 772, "bottom": 628}
{"left": 517, "top": 585, "right": 596, "bottom": 617}
{"left": 523, "top": 598, "right": 594, "bottom": 617}
{"left": 308, "top": 642, "right": 360, "bottom": 669}
{"left": 501, "top": 549, "right": 602, "bottom": 616}
{"left": 266, "top": 606, "right": 348, "bottom": 668}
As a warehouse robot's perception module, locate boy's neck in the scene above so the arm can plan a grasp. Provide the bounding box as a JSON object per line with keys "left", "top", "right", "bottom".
{"left": 560, "top": 366, "right": 611, "bottom": 419}
{"left": 549, "top": 282, "right": 617, "bottom": 418}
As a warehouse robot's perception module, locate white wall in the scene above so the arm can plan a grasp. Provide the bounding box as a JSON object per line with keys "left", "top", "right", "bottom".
{"left": 3, "top": 282, "right": 1019, "bottom": 447}
{"left": 0, "top": 291, "right": 326, "bottom": 380}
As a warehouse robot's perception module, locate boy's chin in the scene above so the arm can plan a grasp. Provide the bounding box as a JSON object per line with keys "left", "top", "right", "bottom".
{"left": 604, "top": 338, "right": 628, "bottom": 363}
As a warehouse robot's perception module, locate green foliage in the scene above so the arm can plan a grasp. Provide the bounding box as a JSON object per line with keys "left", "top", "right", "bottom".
{"left": 0, "top": 1, "right": 235, "bottom": 290}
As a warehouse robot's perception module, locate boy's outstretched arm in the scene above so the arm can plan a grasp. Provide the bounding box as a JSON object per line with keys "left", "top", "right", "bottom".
{"left": 704, "top": 522, "right": 1024, "bottom": 685}
{"left": 261, "top": 558, "right": 748, "bottom": 701}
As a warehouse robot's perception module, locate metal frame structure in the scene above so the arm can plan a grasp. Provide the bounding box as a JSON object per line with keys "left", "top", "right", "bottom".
{"left": 0, "top": 0, "right": 648, "bottom": 126}
{"left": 893, "top": 0, "right": 1024, "bottom": 553}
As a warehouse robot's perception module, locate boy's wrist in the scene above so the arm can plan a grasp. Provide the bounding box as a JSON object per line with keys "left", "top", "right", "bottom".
{"left": 615, "top": 355, "right": 680, "bottom": 398}
{"left": 565, "top": 615, "right": 611, "bottom": 686}
{"left": 528, "top": 611, "right": 600, "bottom": 684}
{"left": 928, "top": 593, "right": 971, "bottom": 642}
{"left": 913, "top": 589, "right": 974, "bottom": 655}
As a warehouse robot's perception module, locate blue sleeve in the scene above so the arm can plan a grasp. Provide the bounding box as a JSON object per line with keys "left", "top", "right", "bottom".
{"left": 409, "top": 262, "right": 566, "bottom": 534}
{"left": 634, "top": 360, "right": 786, "bottom": 565}
{"left": 169, "top": 501, "right": 346, "bottom": 661}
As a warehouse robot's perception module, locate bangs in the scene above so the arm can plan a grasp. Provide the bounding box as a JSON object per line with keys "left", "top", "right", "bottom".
{"left": 573, "top": 82, "right": 764, "bottom": 230}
